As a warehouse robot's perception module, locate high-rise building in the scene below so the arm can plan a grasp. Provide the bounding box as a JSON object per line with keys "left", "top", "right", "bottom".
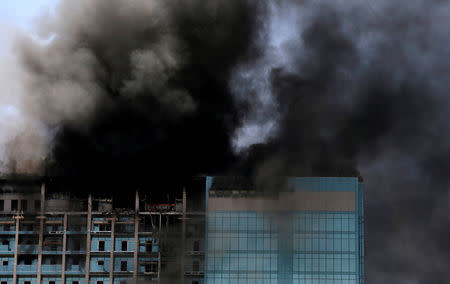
{"left": 205, "top": 177, "right": 365, "bottom": 284}
{"left": 0, "top": 176, "right": 364, "bottom": 284}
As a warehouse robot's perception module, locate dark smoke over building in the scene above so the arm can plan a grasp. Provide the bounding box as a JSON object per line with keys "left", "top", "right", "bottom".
{"left": 0, "top": 0, "right": 448, "bottom": 282}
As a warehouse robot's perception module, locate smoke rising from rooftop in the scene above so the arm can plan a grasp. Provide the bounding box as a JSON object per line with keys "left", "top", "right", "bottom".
{"left": 1, "top": 0, "right": 449, "bottom": 281}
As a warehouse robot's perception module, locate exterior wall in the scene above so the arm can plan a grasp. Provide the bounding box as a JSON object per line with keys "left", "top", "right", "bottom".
{"left": 205, "top": 177, "right": 365, "bottom": 284}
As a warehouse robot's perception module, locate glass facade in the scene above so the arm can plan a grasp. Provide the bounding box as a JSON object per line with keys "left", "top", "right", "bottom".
{"left": 205, "top": 177, "right": 365, "bottom": 284}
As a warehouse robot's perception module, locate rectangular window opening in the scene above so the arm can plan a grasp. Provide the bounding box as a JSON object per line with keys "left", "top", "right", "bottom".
{"left": 98, "top": 241, "right": 105, "bottom": 251}
{"left": 0, "top": 200, "right": 4, "bottom": 211}
{"left": 11, "top": 200, "right": 18, "bottom": 211}
{"left": 98, "top": 260, "right": 104, "bottom": 266}
{"left": 121, "top": 261, "right": 127, "bottom": 271}
{"left": 24, "top": 281, "right": 31, "bottom": 284}
{"left": 72, "top": 281, "right": 79, "bottom": 284}
{"left": 21, "top": 200, "right": 27, "bottom": 211}
{"left": 2, "top": 261, "right": 8, "bottom": 266}
{"left": 121, "top": 241, "right": 127, "bottom": 251}
{"left": 35, "top": 200, "right": 41, "bottom": 211}
{"left": 97, "top": 281, "right": 103, "bottom": 284}
{"left": 49, "top": 281, "right": 55, "bottom": 284}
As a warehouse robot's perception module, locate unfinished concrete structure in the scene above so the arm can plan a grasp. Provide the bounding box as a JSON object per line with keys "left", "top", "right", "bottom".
{"left": 0, "top": 176, "right": 204, "bottom": 284}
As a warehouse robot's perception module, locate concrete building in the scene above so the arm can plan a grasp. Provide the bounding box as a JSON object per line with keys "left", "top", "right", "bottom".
{"left": 0, "top": 176, "right": 365, "bottom": 284}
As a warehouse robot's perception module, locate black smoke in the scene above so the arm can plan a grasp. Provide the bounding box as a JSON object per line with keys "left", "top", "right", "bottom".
{"left": 11, "top": 0, "right": 450, "bottom": 282}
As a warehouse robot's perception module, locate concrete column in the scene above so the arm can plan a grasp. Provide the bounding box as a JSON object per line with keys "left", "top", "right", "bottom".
{"left": 85, "top": 195, "right": 92, "bottom": 284}
{"left": 109, "top": 218, "right": 116, "bottom": 284}
{"left": 133, "top": 191, "right": 140, "bottom": 284}
{"left": 61, "top": 213, "right": 68, "bottom": 284}
{"left": 158, "top": 213, "right": 161, "bottom": 283}
{"left": 180, "top": 189, "right": 186, "bottom": 284}
{"left": 37, "top": 182, "right": 46, "bottom": 284}
{"left": 12, "top": 216, "right": 20, "bottom": 284}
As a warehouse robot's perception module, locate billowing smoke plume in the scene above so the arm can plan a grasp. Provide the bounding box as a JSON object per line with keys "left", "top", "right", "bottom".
{"left": 7, "top": 0, "right": 264, "bottom": 183}
{"left": 2, "top": 0, "right": 449, "bottom": 282}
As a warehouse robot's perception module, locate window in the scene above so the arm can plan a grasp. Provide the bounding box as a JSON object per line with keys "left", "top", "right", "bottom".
{"left": 3, "top": 225, "right": 9, "bottom": 231}
{"left": 98, "top": 241, "right": 105, "bottom": 251}
{"left": 121, "top": 261, "right": 127, "bottom": 271}
{"left": 24, "top": 256, "right": 32, "bottom": 265}
{"left": 193, "top": 281, "right": 199, "bottom": 284}
{"left": 121, "top": 241, "right": 127, "bottom": 251}
{"left": 21, "top": 200, "right": 27, "bottom": 211}
{"left": 97, "top": 281, "right": 103, "bottom": 284}
{"left": 193, "top": 260, "right": 199, "bottom": 272}
{"left": 2, "top": 261, "right": 8, "bottom": 266}
{"left": 0, "top": 200, "right": 4, "bottom": 211}
{"left": 120, "top": 281, "right": 127, "bottom": 284}
{"left": 24, "top": 281, "right": 31, "bottom": 284}
{"left": 73, "top": 240, "right": 81, "bottom": 251}
{"left": 145, "top": 241, "right": 152, "bottom": 252}
{"left": 98, "top": 260, "right": 104, "bottom": 266}
{"left": 50, "top": 257, "right": 57, "bottom": 265}
{"left": 1, "top": 281, "right": 7, "bottom": 284}
{"left": 49, "top": 281, "right": 55, "bottom": 284}
{"left": 99, "top": 224, "right": 109, "bottom": 231}
{"left": 11, "top": 200, "right": 18, "bottom": 211}
{"left": 2, "top": 240, "right": 9, "bottom": 246}
{"left": 73, "top": 257, "right": 80, "bottom": 265}
{"left": 72, "top": 282, "right": 79, "bottom": 284}
{"left": 35, "top": 200, "right": 41, "bottom": 211}
{"left": 193, "top": 240, "right": 199, "bottom": 251}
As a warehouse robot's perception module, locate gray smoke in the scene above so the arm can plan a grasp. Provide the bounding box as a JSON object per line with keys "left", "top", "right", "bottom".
{"left": 234, "top": 0, "right": 450, "bottom": 282}
{"left": 1, "top": 0, "right": 449, "bottom": 282}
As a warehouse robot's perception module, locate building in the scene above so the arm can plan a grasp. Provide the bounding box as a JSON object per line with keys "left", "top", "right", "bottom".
{"left": 205, "top": 176, "right": 365, "bottom": 284}
{"left": 0, "top": 176, "right": 365, "bottom": 284}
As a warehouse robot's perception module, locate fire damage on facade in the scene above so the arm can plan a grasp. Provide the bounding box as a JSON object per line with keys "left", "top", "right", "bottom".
{"left": 0, "top": 175, "right": 365, "bottom": 284}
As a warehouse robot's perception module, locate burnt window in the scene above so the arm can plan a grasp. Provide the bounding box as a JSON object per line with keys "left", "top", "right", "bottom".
{"left": 193, "top": 282, "right": 199, "bottom": 284}
{"left": 11, "top": 200, "right": 18, "bottom": 211}
{"left": 73, "top": 240, "right": 81, "bottom": 251}
{"left": 2, "top": 261, "right": 8, "bottom": 266}
{"left": 98, "top": 241, "right": 105, "bottom": 251}
{"left": 2, "top": 240, "right": 9, "bottom": 246}
{"left": 99, "top": 224, "right": 109, "bottom": 231}
{"left": 145, "top": 262, "right": 157, "bottom": 272}
{"left": 0, "top": 200, "right": 4, "bottom": 211}
{"left": 73, "top": 257, "right": 80, "bottom": 265}
{"left": 24, "top": 256, "right": 33, "bottom": 265}
{"left": 49, "top": 281, "right": 55, "bottom": 284}
{"left": 98, "top": 260, "right": 104, "bottom": 266}
{"left": 24, "top": 281, "right": 31, "bottom": 284}
{"left": 193, "top": 260, "right": 199, "bottom": 272}
{"left": 97, "top": 281, "right": 103, "bottom": 284}
{"left": 121, "top": 241, "right": 127, "bottom": 251}
{"left": 1, "top": 281, "right": 7, "bottom": 284}
{"left": 72, "top": 282, "right": 79, "bottom": 284}
{"left": 20, "top": 200, "right": 27, "bottom": 211}
{"left": 35, "top": 200, "right": 41, "bottom": 211}
{"left": 193, "top": 240, "right": 199, "bottom": 251}
{"left": 145, "top": 241, "right": 152, "bottom": 252}
{"left": 121, "top": 261, "right": 127, "bottom": 271}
